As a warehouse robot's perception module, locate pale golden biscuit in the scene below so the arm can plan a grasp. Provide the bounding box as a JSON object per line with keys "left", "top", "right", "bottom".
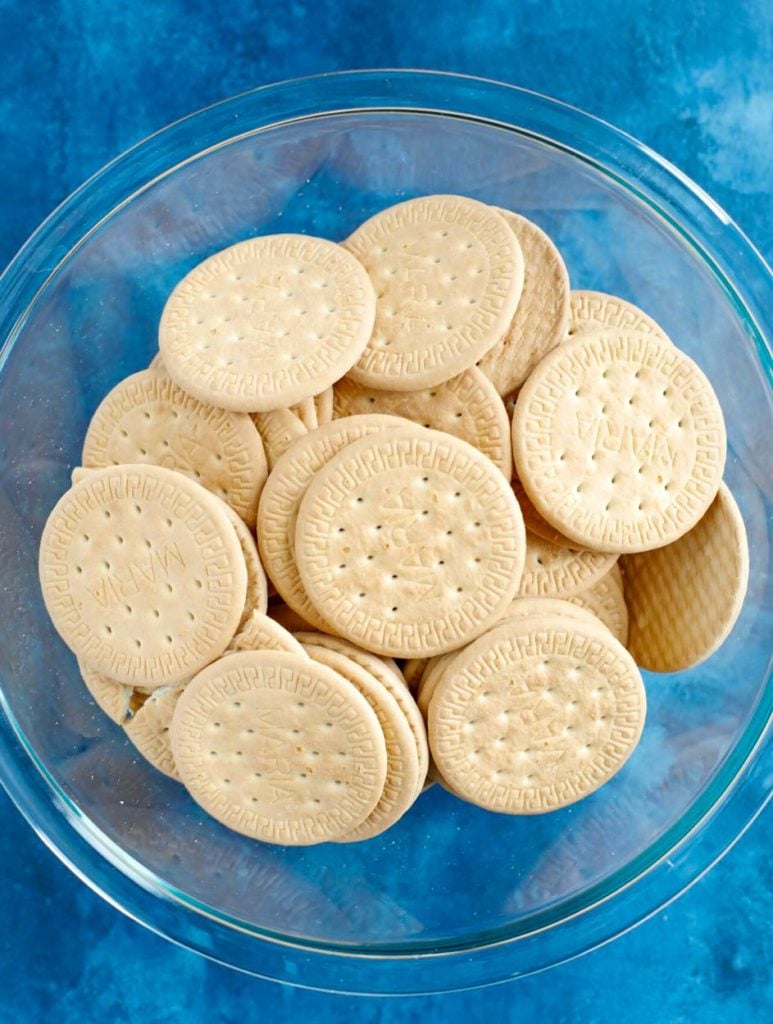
{"left": 295, "top": 426, "right": 526, "bottom": 657}
{"left": 302, "top": 644, "right": 420, "bottom": 840}
{"left": 291, "top": 396, "right": 318, "bottom": 431}
{"left": 39, "top": 465, "right": 247, "bottom": 686}
{"left": 478, "top": 208, "right": 569, "bottom": 399}
{"left": 417, "top": 652, "right": 458, "bottom": 716}
{"left": 608, "top": 562, "right": 624, "bottom": 591}
{"left": 78, "top": 658, "right": 132, "bottom": 724}
{"left": 148, "top": 352, "right": 163, "bottom": 369}
{"left": 344, "top": 195, "right": 523, "bottom": 390}
{"left": 159, "top": 235, "right": 376, "bottom": 412}
{"left": 314, "top": 387, "right": 334, "bottom": 426}
{"left": 257, "top": 414, "right": 406, "bottom": 631}
{"left": 295, "top": 632, "right": 428, "bottom": 795}
{"left": 512, "top": 474, "right": 575, "bottom": 546}
{"left": 82, "top": 368, "right": 268, "bottom": 529}
{"left": 417, "top": 597, "right": 602, "bottom": 715}
{"left": 518, "top": 531, "right": 618, "bottom": 599}
{"left": 623, "top": 482, "right": 748, "bottom": 671}
{"left": 171, "top": 651, "right": 388, "bottom": 845}
{"left": 567, "top": 291, "right": 672, "bottom": 344}
{"left": 569, "top": 569, "right": 629, "bottom": 645}
{"left": 218, "top": 501, "right": 268, "bottom": 628}
{"left": 227, "top": 610, "right": 306, "bottom": 656}
{"left": 513, "top": 331, "right": 727, "bottom": 553}
{"left": 251, "top": 408, "right": 307, "bottom": 469}
{"left": 332, "top": 366, "right": 513, "bottom": 478}
{"left": 124, "top": 685, "right": 182, "bottom": 780}
{"left": 429, "top": 615, "right": 646, "bottom": 813}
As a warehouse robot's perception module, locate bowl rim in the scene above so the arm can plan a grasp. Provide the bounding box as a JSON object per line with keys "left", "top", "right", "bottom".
{"left": 0, "top": 69, "right": 770, "bottom": 994}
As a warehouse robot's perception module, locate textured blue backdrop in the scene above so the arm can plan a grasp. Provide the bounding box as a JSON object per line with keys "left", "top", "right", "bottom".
{"left": 0, "top": 1, "right": 770, "bottom": 1021}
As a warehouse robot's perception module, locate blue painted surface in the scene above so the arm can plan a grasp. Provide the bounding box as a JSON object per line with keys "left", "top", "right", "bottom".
{"left": 0, "top": 1, "right": 770, "bottom": 1020}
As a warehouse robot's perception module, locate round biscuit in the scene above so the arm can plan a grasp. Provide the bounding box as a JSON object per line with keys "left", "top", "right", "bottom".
{"left": 159, "top": 235, "right": 376, "bottom": 412}
{"left": 291, "top": 396, "right": 318, "bottom": 432}
{"left": 478, "top": 208, "right": 569, "bottom": 399}
{"left": 228, "top": 610, "right": 306, "bottom": 656}
{"left": 219, "top": 500, "right": 268, "bottom": 628}
{"left": 314, "top": 386, "right": 334, "bottom": 426}
{"left": 295, "top": 631, "right": 428, "bottom": 795}
{"left": 568, "top": 569, "right": 629, "bottom": 646}
{"left": 332, "top": 366, "right": 513, "bottom": 478}
{"left": 251, "top": 408, "right": 307, "bottom": 469}
{"left": 512, "top": 331, "right": 727, "bottom": 552}
{"left": 622, "top": 482, "right": 748, "bottom": 671}
{"left": 302, "top": 644, "right": 420, "bottom": 840}
{"left": 171, "top": 651, "right": 388, "bottom": 845}
{"left": 344, "top": 195, "right": 523, "bottom": 390}
{"left": 518, "top": 530, "right": 618, "bottom": 599}
{"left": 81, "top": 368, "right": 267, "bottom": 528}
{"left": 124, "top": 685, "right": 182, "bottom": 780}
{"left": 39, "top": 464, "right": 247, "bottom": 686}
{"left": 77, "top": 658, "right": 133, "bottom": 724}
{"left": 295, "top": 426, "right": 526, "bottom": 657}
{"left": 429, "top": 614, "right": 646, "bottom": 813}
{"left": 257, "top": 414, "right": 407, "bottom": 630}
{"left": 566, "top": 290, "right": 672, "bottom": 344}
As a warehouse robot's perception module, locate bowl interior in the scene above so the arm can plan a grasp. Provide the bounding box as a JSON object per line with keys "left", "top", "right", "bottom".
{"left": 0, "top": 109, "right": 770, "bottom": 953}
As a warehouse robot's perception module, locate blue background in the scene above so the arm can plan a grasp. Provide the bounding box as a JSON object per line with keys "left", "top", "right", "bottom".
{"left": 0, "top": 1, "right": 770, "bottom": 1020}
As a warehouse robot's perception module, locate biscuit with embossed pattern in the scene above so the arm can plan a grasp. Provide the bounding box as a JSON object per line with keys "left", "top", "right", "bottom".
{"left": 333, "top": 366, "right": 513, "bottom": 478}
{"left": 622, "top": 482, "right": 748, "bottom": 671}
{"left": 295, "top": 426, "right": 525, "bottom": 657}
{"left": 82, "top": 368, "right": 267, "bottom": 528}
{"left": 125, "top": 685, "right": 182, "bottom": 780}
{"left": 566, "top": 290, "right": 672, "bottom": 345}
{"left": 258, "top": 415, "right": 407, "bottom": 630}
{"left": 171, "top": 651, "right": 388, "bottom": 845}
{"left": 227, "top": 610, "right": 306, "bottom": 656}
{"left": 302, "top": 644, "right": 420, "bottom": 840}
{"left": 478, "top": 209, "right": 569, "bottom": 398}
{"left": 569, "top": 567, "right": 629, "bottom": 645}
{"left": 429, "top": 615, "right": 646, "bottom": 813}
{"left": 39, "top": 465, "right": 247, "bottom": 686}
{"left": 159, "top": 235, "right": 376, "bottom": 412}
{"left": 513, "top": 331, "right": 726, "bottom": 553}
{"left": 344, "top": 196, "right": 523, "bottom": 390}
{"left": 517, "top": 531, "right": 617, "bottom": 599}
{"left": 251, "top": 408, "right": 307, "bottom": 469}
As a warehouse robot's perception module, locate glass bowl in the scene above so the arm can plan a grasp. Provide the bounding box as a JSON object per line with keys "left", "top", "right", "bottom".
{"left": 0, "top": 70, "right": 770, "bottom": 995}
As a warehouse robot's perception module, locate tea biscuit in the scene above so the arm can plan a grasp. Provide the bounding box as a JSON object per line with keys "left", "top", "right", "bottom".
{"left": 219, "top": 501, "right": 268, "bottom": 627}
{"left": 171, "top": 651, "right": 388, "bottom": 845}
{"left": 159, "top": 235, "right": 376, "bottom": 412}
{"left": 78, "top": 658, "right": 132, "bottom": 724}
{"left": 478, "top": 209, "right": 569, "bottom": 399}
{"left": 417, "top": 652, "right": 458, "bottom": 716}
{"left": 518, "top": 531, "right": 618, "bottom": 599}
{"left": 291, "top": 396, "right": 318, "bottom": 432}
{"left": 81, "top": 368, "right": 268, "bottom": 528}
{"left": 429, "top": 615, "right": 646, "bottom": 813}
{"left": 125, "top": 685, "right": 182, "bottom": 780}
{"left": 227, "top": 610, "right": 306, "bottom": 656}
{"left": 257, "top": 415, "right": 407, "bottom": 630}
{"left": 567, "top": 291, "right": 672, "bottom": 345}
{"left": 344, "top": 195, "right": 523, "bottom": 390}
{"left": 513, "top": 331, "right": 726, "bottom": 553}
{"left": 623, "top": 482, "right": 748, "bottom": 671}
{"left": 314, "top": 387, "right": 334, "bottom": 426}
{"left": 295, "top": 426, "right": 526, "bottom": 657}
{"left": 295, "top": 632, "right": 428, "bottom": 793}
{"left": 251, "top": 408, "right": 307, "bottom": 469}
{"left": 39, "top": 465, "right": 247, "bottom": 686}
{"left": 512, "top": 474, "right": 574, "bottom": 547}
{"left": 302, "top": 644, "right": 421, "bottom": 840}
{"left": 568, "top": 567, "right": 628, "bottom": 645}
{"left": 332, "top": 366, "right": 513, "bottom": 478}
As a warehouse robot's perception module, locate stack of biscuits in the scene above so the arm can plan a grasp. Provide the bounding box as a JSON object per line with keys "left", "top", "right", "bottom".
{"left": 39, "top": 196, "right": 748, "bottom": 844}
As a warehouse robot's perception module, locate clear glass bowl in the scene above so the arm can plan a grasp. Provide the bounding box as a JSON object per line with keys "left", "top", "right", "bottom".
{"left": 0, "top": 71, "right": 770, "bottom": 995}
